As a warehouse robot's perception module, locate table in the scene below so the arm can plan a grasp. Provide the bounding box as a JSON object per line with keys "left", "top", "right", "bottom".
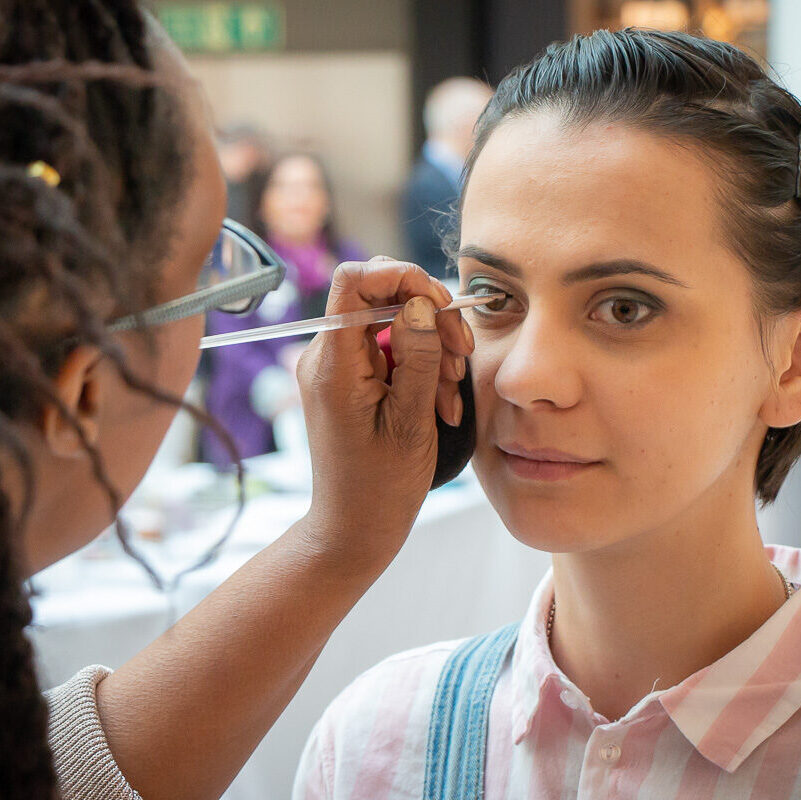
{"left": 29, "top": 458, "right": 550, "bottom": 799}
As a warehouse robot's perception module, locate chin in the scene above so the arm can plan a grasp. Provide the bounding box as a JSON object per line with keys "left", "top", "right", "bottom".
{"left": 473, "top": 457, "right": 612, "bottom": 554}
{"left": 506, "top": 519, "right": 610, "bottom": 553}
{"left": 491, "top": 497, "right": 601, "bottom": 552}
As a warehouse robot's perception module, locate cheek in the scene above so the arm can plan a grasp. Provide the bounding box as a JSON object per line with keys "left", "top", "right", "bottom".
{"left": 263, "top": 193, "right": 279, "bottom": 220}
{"left": 468, "top": 344, "right": 504, "bottom": 460}
{"left": 112, "top": 316, "right": 203, "bottom": 423}
{"left": 605, "top": 335, "right": 762, "bottom": 473}
{"left": 581, "top": 331, "right": 769, "bottom": 544}
{"left": 313, "top": 195, "right": 330, "bottom": 219}
{"left": 94, "top": 318, "right": 204, "bottom": 509}
{"left": 154, "top": 315, "right": 203, "bottom": 388}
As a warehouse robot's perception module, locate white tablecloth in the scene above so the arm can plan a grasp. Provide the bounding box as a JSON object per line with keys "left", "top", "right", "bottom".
{"left": 29, "top": 465, "right": 550, "bottom": 799}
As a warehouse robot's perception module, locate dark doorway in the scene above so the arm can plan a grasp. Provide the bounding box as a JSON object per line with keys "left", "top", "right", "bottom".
{"left": 410, "top": 0, "right": 567, "bottom": 149}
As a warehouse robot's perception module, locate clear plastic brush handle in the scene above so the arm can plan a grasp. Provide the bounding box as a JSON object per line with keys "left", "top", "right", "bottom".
{"left": 199, "top": 292, "right": 505, "bottom": 349}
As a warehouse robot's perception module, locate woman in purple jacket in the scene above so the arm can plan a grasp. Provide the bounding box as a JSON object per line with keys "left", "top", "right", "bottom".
{"left": 203, "top": 153, "right": 365, "bottom": 465}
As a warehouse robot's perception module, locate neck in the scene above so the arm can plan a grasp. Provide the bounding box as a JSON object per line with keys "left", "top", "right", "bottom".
{"left": 549, "top": 473, "right": 787, "bottom": 722}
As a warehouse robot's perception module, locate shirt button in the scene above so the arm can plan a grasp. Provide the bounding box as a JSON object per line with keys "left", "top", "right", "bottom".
{"left": 599, "top": 744, "right": 621, "bottom": 763}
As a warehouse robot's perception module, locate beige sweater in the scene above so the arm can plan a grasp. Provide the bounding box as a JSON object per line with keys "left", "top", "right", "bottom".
{"left": 45, "top": 666, "right": 141, "bottom": 800}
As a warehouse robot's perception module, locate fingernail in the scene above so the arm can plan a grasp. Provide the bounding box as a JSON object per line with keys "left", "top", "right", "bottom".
{"left": 452, "top": 392, "right": 463, "bottom": 427}
{"left": 453, "top": 354, "right": 465, "bottom": 379}
{"left": 462, "top": 318, "right": 475, "bottom": 349}
{"left": 404, "top": 296, "right": 436, "bottom": 330}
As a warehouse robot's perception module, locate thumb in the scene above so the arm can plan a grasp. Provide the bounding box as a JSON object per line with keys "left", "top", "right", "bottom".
{"left": 387, "top": 296, "right": 443, "bottom": 427}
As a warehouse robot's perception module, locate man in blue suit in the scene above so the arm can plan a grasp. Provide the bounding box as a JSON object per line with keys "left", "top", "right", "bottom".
{"left": 401, "top": 77, "right": 493, "bottom": 280}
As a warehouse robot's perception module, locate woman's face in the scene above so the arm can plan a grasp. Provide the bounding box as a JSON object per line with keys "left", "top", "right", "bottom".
{"left": 460, "top": 112, "right": 779, "bottom": 553}
{"left": 260, "top": 156, "right": 331, "bottom": 245}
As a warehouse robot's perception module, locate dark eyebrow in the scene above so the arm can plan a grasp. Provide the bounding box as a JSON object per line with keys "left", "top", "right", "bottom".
{"left": 457, "top": 245, "right": 691, "bottom": 289}
{"left": 457, "top": 246, "right": 523, "bottom": 278}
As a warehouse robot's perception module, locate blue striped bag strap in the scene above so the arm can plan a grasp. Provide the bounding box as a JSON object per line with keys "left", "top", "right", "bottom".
{"left": 423, "top": 622, "right": 521, "bottom": 800}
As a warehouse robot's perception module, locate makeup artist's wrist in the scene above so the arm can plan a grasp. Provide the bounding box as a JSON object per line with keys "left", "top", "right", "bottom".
{"left": 289, "top": 505, "right": 413, "bottom": 584}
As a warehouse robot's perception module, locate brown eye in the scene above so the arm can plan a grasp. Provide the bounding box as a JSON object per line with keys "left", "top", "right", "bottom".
{"left": 485, "top": 294, "right": 510, "bottom": 311}
{"left": 592, "top": 294, "right": 660, "bottom": 329}
{"left": 611, "top": 298, "right": 640, "bottom": 324}
{"left": 469, "top": 283, "right": 514, "bottom": 312}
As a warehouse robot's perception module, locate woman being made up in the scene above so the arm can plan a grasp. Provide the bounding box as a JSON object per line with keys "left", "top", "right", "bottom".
{"left": 0, "top": 2, "right": 471, "bottom": 799}
{"left": 203, "top": 153, "right": 365, "bottom": 465}
{"left": 294, "top": 29, "right": 801, "bottom": 799}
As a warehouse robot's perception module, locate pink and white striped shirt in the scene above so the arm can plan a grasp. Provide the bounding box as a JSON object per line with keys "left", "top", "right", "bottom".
{"left": 293, "top": 544, "right": 801, "bottom": 799}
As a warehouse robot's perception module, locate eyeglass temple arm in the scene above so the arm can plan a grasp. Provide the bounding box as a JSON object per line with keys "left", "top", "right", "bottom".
{"left": 108, "top": 267, "right": 285, "bottom": 332}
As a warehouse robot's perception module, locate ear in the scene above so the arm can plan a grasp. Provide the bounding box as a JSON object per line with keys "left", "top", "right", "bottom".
{"left": 760, "top": 313, "right": 801, "bottom": 431}
{"left": 41, "top": 345, "right": 104, "bottom": 459}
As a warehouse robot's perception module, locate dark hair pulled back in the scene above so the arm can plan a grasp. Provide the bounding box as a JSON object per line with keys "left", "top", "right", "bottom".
{"left": 458, "top": 28, "right": 801, "bottom": 506}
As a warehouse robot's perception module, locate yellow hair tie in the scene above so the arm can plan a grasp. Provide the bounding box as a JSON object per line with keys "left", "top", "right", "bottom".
{"left": 27, "top": 160, "right": 61, "bottom": 187}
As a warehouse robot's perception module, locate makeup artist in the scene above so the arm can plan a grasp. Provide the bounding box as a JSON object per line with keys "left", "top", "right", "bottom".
{"left": 0, "top": 3, "right": 473, "bottom": 800}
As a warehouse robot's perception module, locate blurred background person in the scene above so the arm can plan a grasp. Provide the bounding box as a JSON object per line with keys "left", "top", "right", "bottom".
{"left": 202, "top": 153, "right": 365, "bottom": 467}
{"left": 217, "top": 124, "right": 272, "bottom": 231}
{"left": 400, "top": 77, "right": 492, "bottom": 281}
{"left": 258, "top": 153, "right": 362, "bottom": 320}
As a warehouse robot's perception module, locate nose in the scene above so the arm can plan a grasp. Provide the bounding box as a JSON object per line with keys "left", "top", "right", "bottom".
{"left": 493, "top": 307, "right": 583, "bottom": 410}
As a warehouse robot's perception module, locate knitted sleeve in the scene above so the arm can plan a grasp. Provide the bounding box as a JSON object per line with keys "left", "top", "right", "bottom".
{"left": 44, "top": 665, "right": 141, "bottom": 800}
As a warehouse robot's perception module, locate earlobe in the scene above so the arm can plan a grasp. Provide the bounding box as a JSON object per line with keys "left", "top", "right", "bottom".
{"left": 41, "top": 345, "right": 104, "bottom": 459}
{"left": 759, "top": 316, "right": 801, "bottom": 430}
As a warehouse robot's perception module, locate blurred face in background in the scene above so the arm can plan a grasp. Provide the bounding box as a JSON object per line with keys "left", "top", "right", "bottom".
{"left": 218, "top": 137, "right": 267, "bottom": 183}
{"left": 424, "top": 78, "right": 494, "bottom": 161}
{"left": 260, "top": 154, "right": 331, "bottom": 246}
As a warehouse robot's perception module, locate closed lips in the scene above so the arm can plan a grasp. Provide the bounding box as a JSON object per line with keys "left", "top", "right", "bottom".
{"left": 498, "top": 445, "right": 599, "bottom": 464}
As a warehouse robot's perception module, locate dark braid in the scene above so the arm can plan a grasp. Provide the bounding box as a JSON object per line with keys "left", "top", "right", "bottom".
{"left": 0, "top": 488, "right": 57, "bottom": 798}
{"left": 0, "top": 408, "right": 50, "bottom": 795}
{"left": 0, "top": 2, "right": 243, "bottom": 797}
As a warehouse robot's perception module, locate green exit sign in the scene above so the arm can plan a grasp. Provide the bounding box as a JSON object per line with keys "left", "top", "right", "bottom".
{"left": 158, "top": 3, "right": 284, "bottom": 53}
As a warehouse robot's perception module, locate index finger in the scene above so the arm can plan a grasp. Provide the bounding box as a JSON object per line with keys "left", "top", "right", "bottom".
{"left": 324, "top": 260, "right": 451, "bottom": 353}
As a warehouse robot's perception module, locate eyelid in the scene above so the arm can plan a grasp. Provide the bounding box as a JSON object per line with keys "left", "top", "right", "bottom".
{"left": 464, "top": 277, "right": 523, "bottom": 317}
{"left": 590, "top": 287, "right": 666, "bottom": 312}
{"left": 464, "top": 274, "right": 667, "bottom": 319}
{"left": 465, "top": 274, "right": 520, "bottom": 295}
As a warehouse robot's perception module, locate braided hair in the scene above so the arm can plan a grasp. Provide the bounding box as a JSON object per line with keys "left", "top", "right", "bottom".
{"left": 0, "top": 2, "right": 222, "bottom": 796}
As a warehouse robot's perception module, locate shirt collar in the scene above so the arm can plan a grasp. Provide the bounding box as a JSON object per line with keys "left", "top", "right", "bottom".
{"left": 510, "top": 566, "right": 560, "bottom": 743}
{"left": 511, "top": 545, "right": 801, "bottom": 773}
{"left": 661, "top": 544, "right": 801, "bottom": 772}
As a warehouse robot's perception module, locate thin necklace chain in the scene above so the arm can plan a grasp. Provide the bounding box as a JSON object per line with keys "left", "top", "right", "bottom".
{"left": 545, "top": 562, "right": 794, "bottom": 643}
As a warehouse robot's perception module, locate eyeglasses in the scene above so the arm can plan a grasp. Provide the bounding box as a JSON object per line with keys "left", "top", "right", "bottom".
{"left": 109, "top": 218, "right": 286, "bottom": 332}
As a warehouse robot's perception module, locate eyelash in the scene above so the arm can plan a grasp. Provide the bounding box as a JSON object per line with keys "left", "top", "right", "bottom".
{"left": 465, "top": 280, "right": 663, "bottom": 330}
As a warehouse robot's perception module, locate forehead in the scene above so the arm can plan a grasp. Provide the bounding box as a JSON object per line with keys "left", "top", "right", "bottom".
{"left": 271, "top": 156, "right": 324, "bottom": 182}
{"left": 460, "top": 112, "right": 734, "bottom": 285}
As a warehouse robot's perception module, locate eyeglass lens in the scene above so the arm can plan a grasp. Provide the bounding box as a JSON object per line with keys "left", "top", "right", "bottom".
{"left": 198, "top": 228, "right": 263, "bottom": 313}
